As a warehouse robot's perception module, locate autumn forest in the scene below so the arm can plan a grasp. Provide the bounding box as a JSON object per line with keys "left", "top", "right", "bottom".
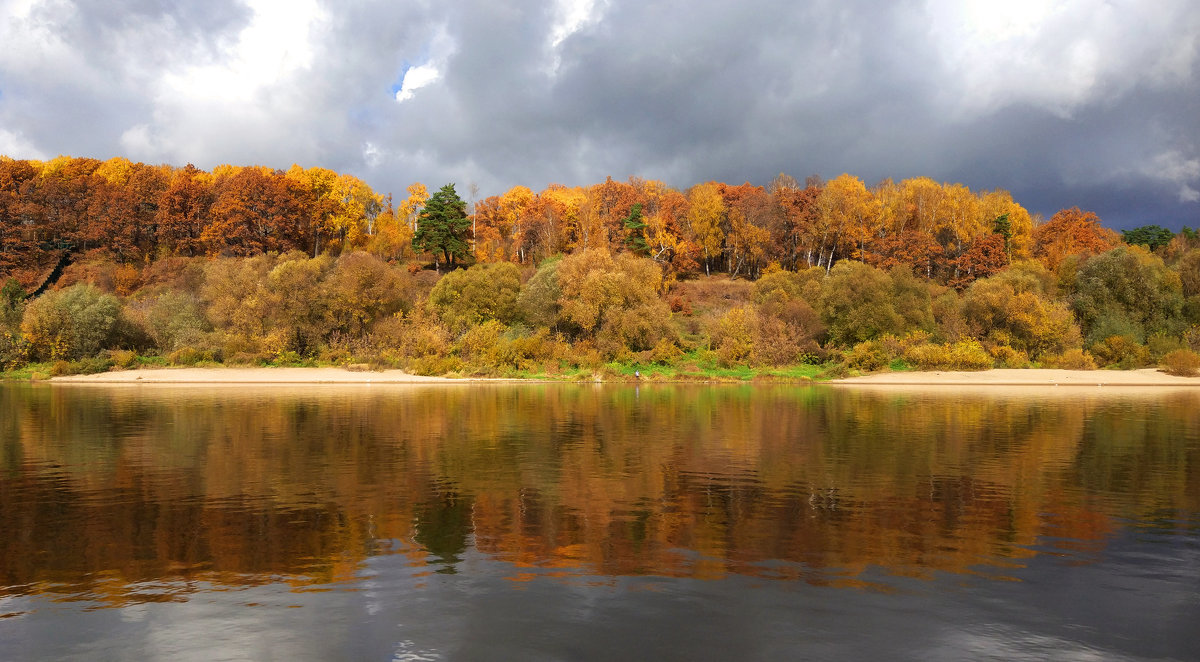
{"left": 2, "top": 154, "right": 1200, "bottom": 377}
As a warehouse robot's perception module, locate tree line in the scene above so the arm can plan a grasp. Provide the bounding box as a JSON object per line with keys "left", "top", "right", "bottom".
{"left": 3, "top": 154, "right": 1200, "bottom": 376}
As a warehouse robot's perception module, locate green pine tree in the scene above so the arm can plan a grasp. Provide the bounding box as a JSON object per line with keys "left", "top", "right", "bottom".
{"left": 412, "top": 183, "right": 471, "bottom": 270}
{"left": 622, "top": 203, "right": 649, "bottom": 256}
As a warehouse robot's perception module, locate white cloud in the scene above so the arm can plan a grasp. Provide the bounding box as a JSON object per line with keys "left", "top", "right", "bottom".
{"left": 546, "top": 0, "right": 607, "bottom": 73}
{"left": 1141, "top": 150, "right": 1200, "bottom": 203}
{"left": 393, "top": 25, "right": 456, "bottom": 104}
{"left": 0, "top": 128, "right": 46, "bottom": 159}
{"left": 395, "top": 64, "right": 441, "bottom": 102}
{"left": 160, "top": 0, "right": 322, "bottom": 103}
{"left": 362, "top": 141, "right": 383, "bottom": 167}
{"left": 927, "top": 0, "right": 1200, "bottom": 118}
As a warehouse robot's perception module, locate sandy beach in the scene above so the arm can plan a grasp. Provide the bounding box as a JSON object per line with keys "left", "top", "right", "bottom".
{"left": 829, "top": 367, "right": 1200, "bottom": 386}
{"left": 44, "top": 365, "right": 1200, "bottom": 386}
{"left": 49, "top": 366, "right": 471, "bottom": 384}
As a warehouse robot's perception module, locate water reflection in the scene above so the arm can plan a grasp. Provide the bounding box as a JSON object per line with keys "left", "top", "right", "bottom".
{"left": 1, "top": 383, "right": 1198, "bottom": 607}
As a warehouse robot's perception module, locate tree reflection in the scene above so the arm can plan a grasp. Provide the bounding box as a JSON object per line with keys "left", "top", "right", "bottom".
{"left": 0, "top": 383, "right": 1197, "bottom": 606}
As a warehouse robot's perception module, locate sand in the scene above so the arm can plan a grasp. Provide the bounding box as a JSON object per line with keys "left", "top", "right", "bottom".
{"left": 45, "top": 365, "right": 1200, "bottom": 387}
{"left": 49, "top": 366, "right": 471, "bottom": 384}
{"left": 828, "top": 367, "right": 1199, "bottom": 386}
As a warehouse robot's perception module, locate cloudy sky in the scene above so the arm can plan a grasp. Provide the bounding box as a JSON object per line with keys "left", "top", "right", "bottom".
{"left": 1, "top": 0, "right": 1197, "bottom": 229}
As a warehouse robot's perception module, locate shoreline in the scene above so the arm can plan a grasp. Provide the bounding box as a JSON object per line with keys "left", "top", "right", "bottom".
{"left": 47, "top": 366, "right": 497, "bottom": 384}
{"left": 38, "top": 365, "right": 1200, "bottom": 386}
{"left": 827, "top": 367, "right": 1200, "bottom": 386}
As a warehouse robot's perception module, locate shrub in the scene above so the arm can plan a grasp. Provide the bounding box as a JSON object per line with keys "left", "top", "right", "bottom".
{"left": 1147, "top": 334, "right": 1186, "bottom": 362}
{"left": 1088, "top": 335, "right": 1150, "bottom": 369}
{"left": 904, "top": 340, "right": 993, "bottom": 371}
{"left": 324, "top": 251, "right": 413, "bottom": 337}
{"left": 168, "top": 347, "right": 217, "bottom": 366}
{"left": 1, "top": 277, "right": 24, "bottom": 330}
{"left": 987, "top": 344, "right": 1030, "bottom": 368}
{"left": 113, "top": 263, "right": 142, "bottom": 296}
{"left": 714, "top": 306, "right": 755, "bottom": 367}
{"left": 21, "top": 285, "right": 123, "bottom": 361}
{"left": 107, "top": 349, "right": 138, "bottom": 369}
{"left": 1161, "top": 349, "right": 1200, "bottom": 377}
{"left": 429, "top": 262, "right": 522, "bottom": 334}
{"left": 137, "top": 290, "right": 209, "bottom": 352}
{"left": 844, "top": 340, "right": 891, "bottom": 372}
{"left": 647, "top": 337, "right": 683, "bottom": 365}
{"left": 946, "top": 340, "right": 994, "bottom": 370}
{"left": 1043, "top": 348, "right": 1098, "bottom": 370}
{"left": 49, "top": 356, "right": 114, "bottom": 376}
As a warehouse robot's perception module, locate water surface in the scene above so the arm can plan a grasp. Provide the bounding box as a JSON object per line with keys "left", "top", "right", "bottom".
{"left": 1, "top": 383, "right": 1197, "bottom": 660}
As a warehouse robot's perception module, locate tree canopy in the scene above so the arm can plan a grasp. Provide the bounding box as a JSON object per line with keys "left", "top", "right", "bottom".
{"left": 412, "top": 183, "right": 470, "bottom": 270}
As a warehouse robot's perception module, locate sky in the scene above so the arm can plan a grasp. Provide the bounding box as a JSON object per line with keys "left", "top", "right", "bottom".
{"left": 1, "top": 0, "right": 1198, "bottom": 230}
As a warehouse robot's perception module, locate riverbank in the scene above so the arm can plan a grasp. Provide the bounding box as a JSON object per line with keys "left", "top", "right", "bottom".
{"left": 40, "top": 365, "right": 1200, "bottom": 385}
{"left": 48, "top": 366, "right": 477, "bottom": 384}
{"left": 828, "top": 368, "right": 1200, "bottom": 386}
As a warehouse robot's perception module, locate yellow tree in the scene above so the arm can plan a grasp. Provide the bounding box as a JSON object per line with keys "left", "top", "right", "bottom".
{"left": 541, "top": 184, "right": 587, "bottom": 255}
{"left": 333, "top": 173, "right": 382, "bottom": 246}
{"left": 399, "top": 182, "right": 428, "bottom": 231}
{"left": 900, "top": 177, "right": 943, "bottom": 234}
{"left": 934, "top": 182, "right": 983, "bottom": 279}
{"left": 977, "top": 189, "right": 1033, "bottom": 260}
{"left": 725, "top": 205, "right": 770, "bottom": 278}
{"left": 644, "top": 187, "right": 690, "bottom": 272}
{"left": 814, "top": 174, "right": 879, "bottom": 271}
{"left": 685, "top": 182, "right": 726, "bottom": 275}
{"left": 498, "top": 185, "right": 534, "bottom": 262}
{"left": 94, "top": 157, "right": 136, "bottom": 187}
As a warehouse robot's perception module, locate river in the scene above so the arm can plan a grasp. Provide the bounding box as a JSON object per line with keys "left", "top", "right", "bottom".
{"left": 1, "top": 383, "right": 1197, "bottom": 660}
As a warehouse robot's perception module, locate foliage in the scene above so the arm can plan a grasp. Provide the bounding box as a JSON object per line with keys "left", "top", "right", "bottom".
{"left": 324, "top": 252, "right": 411, "bottom": 337}
{"left": 136, "top": 290, "right": 209, "bottom": 352}
{"left": 960, "top": 264, "right": 1082, "bottom": 360}
{"left": 1122, "top": 225, "right": 1174, "bottom": 251}
{"left": 819, "top": 261, "right": 906, "bottom": 345}
{"left": 1161, "top": 349, "right": 1200, "bottom": 377}
{"left": 2, "top": 278, "right": 26, "bottom": 330}
{"left": 1071, "top": 246, "right": 1184, "bottom": 345}
{"left": 1032, "top": 207, "right": 1120, "bottom": 271}
{"left": 1042, "top": 348, "right": 1098, "bottom": 370}
{"left": 903, "top": 340, "right": 994, "bottom": 371}
{"left": 412, "top": 183, "right": 470, "bottom": 269}
{"left": 517, "top": 258, "right": 562, "bottom": 329}
{"left": 5, "top": 154, "right": 1198, "bottom": 377}
{"left": 1088, "top": 335, "right": 1150, "bottom": 369}
{"left": 429, "top": 262, "right": 521, "bottom": 334}
{"left": 21, "top": 284, "right": 123, "bottom": 361}
{"left": 555, "top": 249, "right": 671, "bottom": 345}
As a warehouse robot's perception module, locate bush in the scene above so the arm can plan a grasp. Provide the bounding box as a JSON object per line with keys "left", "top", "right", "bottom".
{"left": 168, "top": 347, "right": 217, "bottom": 366}
{"left": 1161, "top": 349, "right": 1200, "bottom": 377}
{"left": 0, "top": 329, "right": 29, "bottom": 370}
{"left": 844, "top": 340, "right": 892, "bottom": 372}
{"left": 21, "top": 284, "right": 123, "bottom": 361}
{"left": 429, "top": 262, "right": 522, "bottom": 334}
{"left": 904, "top": 340, "right": 993, "bottom": 371}
{"left": 49, "top": 356, "right": 114, "bottom": 376}
{"left": 714, "top": 306, "right": 756, "bottom": 367}
{"left": 647, "top": 337, "right": 683, "bottom": 365}
{"left": 1043, "top": 348, "right": 1098, "bottom": 370}
{"left": 107, "top": 349, "right": 138, "bottom": 369}
{"left": 137, "top": 290, "right": 209, "bottom": 352}
{"left": 1147, "top": 334, "right": 1186, "bottom": 362}
{"left": 987, "top": 344, "right": 1030, "bottom": 368}
{"left": 1088, "top": 335, "right": 1150, "bottom": 369}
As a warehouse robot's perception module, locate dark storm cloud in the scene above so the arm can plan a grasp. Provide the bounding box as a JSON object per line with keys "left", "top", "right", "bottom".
{"left": 1, "top": 0, "right": 1197, "bottom": 229}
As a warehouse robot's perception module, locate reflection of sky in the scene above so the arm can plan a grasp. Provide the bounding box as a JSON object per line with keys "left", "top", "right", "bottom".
{"left": 2, "top": 528, "right": 1197, "bottom": 661}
